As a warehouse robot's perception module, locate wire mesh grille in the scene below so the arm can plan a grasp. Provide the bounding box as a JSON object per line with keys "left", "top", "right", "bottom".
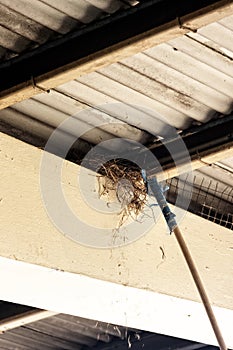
{"left": 166, "top": 173, "right": 233, "bottom": 230}
{"left": 200, "top": 205, "right": 233, "bottom": 230}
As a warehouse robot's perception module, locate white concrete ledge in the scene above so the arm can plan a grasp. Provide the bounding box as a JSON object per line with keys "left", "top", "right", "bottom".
{"left": 0, "top": 256, "right": 233, "bottom": 348}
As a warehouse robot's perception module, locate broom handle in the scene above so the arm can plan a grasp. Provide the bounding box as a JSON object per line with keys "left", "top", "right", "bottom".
{"left": 145, "top": 173, "right": 227, "bottom": 350}
{"left": 173, "top": 225, "right": 227, "bottom": 350}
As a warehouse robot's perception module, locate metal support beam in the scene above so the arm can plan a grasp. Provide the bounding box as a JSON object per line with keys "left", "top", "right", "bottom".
{"left": 146, "top": 113, "right": 233, "bottom": 179}
{"left": 0, "top": 0, "right": 232, "bottom": 109}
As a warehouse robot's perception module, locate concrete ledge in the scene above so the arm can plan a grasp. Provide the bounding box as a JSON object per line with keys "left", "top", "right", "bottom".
{"left": 0, "top": 256, "right": 233, "bottom": 348}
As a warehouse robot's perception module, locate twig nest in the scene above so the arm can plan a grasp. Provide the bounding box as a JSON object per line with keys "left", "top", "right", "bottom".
{"left": 98, "top": 159, "right": 147, "bottom": 224}
{"left": 117, "top": 179, "right": 134, "bottom": 207}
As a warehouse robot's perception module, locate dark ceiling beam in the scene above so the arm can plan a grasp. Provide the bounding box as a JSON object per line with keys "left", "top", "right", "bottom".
{"left": 146, "top": 113, "right": 233, "bottom": 178}
{"left": 0, "top": 0, "right": 232, "bottom": 109}
{"left": 66, "top": 113, "right": 233, "bottom": 179}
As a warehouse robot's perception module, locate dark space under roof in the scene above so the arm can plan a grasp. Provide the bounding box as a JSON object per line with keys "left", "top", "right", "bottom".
{"left": 0, "top": 301, "right": 218, "bottom": 350}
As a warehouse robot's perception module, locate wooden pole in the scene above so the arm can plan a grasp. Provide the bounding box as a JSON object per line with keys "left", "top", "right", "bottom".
{"left": 145, "top": 173, "right": 228, "bottom": 350}
{"left": 173, "top": 225, "right": 227, "bottom": 350}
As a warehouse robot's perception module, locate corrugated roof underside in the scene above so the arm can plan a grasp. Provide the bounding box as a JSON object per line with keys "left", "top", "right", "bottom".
{"left": 0, "top": 0, "right": 137, "bottom": 62}
{"left": 55, "top": 14, "right": 233, "bottom": 134}
{"left": 1, "top": 14, "right": 233, "bottom": 145}
{"left": 0, "top": 311, "right": 214, "bottom": 350}
{"left": 0, "top": 313, "right": 128, "bottom": 349}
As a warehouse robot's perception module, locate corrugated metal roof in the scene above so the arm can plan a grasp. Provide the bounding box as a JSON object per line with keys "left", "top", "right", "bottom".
{"left": 0, "top": 14, "right": 233, "bottom": 143}
{"left": 0, "top": 313, "right": 125, "bottom": 349}
{"left": 0, "top": 303, "right": 217, "bottom": 350}
{"left": 0, "top": 0, "right": 137, "bottom": 62}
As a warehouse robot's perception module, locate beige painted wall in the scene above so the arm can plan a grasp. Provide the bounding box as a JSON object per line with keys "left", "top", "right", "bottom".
{"left": 1, "top": 132, "right": 233, "bottom": 310}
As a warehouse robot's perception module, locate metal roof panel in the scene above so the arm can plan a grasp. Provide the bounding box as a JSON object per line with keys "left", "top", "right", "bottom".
{"left": 1, "top": 14, "right": 233, "bottom": 144}
{"left": 0, "top": 0, "right": 132, "bottom": 62}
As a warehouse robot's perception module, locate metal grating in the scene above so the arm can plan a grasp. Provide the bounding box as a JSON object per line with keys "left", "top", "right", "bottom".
{"left": 0, "top": 0, "right": 136, "bottom": 62}
{"left": 200, "top": 205, "right": 233, "bottom": 229}
{"left": 166, "top": 158, "right": 233, "bottom": 230}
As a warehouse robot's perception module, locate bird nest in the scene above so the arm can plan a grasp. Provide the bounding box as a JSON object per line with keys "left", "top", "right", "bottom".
{"left": 97, "top": 159, "right": 147, "bottom": 227}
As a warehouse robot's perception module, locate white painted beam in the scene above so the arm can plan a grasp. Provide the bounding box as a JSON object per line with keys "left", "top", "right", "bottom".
{"left": 0, "top": 132, "right": 233, "bottom": 347}
{"left": 0, "top": 257, "right": 233, "bottom": 348}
